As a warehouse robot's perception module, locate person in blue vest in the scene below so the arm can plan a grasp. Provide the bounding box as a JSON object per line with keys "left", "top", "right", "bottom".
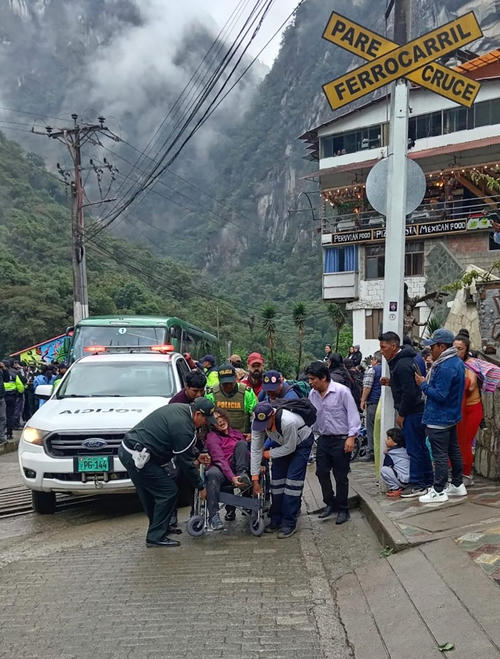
{"left": 359, "top": 352, "right": 382, "bottom": 462}
{"left": 258, "top": 370, "right": 299, "bottom": 402}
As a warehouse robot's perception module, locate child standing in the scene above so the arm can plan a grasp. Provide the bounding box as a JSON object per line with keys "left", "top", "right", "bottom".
{"left": 381, "top": 427, "right": 410, "bottom": 497}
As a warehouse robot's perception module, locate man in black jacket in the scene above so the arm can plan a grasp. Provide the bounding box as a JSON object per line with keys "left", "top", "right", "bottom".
{"left": 118, "top": 398, "right": 211, "bottom": 547}
{"left": 379, "top": 332, "right": 433, "bottom": 498}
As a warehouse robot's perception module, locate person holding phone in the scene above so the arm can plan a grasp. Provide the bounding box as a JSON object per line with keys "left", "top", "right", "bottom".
{"left": 379, "top": 332, "right": 433, "bottom": 499}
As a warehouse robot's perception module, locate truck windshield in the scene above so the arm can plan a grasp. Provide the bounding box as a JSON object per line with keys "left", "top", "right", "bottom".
{"left": 57, "top": 361, "right": 176, "bottom": 398}
{"left": 71, "top": 326, "right": 167, "bottom": 361}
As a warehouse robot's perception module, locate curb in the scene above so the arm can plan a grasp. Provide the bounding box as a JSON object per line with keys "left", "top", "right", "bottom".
{"left": 0, "top": 437, "right": 20, "bottom": 456}
{"left": 350, "top": 477, "right": 411, "bottom": 552}
{"left": 307, "top": 492, "right": 360, "bottom": 515}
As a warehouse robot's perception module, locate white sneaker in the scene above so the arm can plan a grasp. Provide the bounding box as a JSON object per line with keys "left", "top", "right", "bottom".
{"left": 419, "top": 487, "right": 448, "bottom": 504}
{"left": 445, "top": 483, "right": 467, "bottom": 497}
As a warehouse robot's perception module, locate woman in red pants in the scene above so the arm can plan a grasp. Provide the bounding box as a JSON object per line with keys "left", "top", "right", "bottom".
{"left": 453, "top": 332, "right": 483, "bottom": 483}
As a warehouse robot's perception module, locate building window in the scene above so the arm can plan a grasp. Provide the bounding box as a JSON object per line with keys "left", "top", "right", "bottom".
{"left": 365, "top": 242, "right": 424, "bottom": 279}
{"left": 365, "top": 245, "right": 385, "bottom": 279}
{"left": 405, "top": 241, "right": 424, "bottom": 276}
{"left": 324, "top": 246, "right": 358, "bottom": 273}
{"left": 365, "top": 309, "right": 383, "bottom": 340}
{"left": 409, "top": 111, "right": 442, "bottom": 140}
{"left": 321, "top": 124, "right": 382, "bottom": 158}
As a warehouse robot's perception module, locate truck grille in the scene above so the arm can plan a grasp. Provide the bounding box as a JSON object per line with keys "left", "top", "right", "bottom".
{"left": 45, "top": 432, "right": 125, "bottom": 457}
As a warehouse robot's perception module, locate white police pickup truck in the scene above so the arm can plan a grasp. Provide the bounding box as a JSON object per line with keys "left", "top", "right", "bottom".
{"left": 18, "top": 346, "right": 192, "bottom": 513}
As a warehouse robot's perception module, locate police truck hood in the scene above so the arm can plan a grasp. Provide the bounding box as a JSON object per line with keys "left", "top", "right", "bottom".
{"left": 29, "top": 396, "right": 170, "bottom": 432}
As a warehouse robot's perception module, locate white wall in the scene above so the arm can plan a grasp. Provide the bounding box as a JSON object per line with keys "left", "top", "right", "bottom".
{"left": 352, "top": 309, "right": 380, "bottom": 358}
{"left": 318, "top": 79, "right": 500, "bottom": 138}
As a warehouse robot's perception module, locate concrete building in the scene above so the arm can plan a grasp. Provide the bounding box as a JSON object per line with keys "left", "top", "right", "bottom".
{"left": 301, "top": 50, "right": 500, "bottom": 356}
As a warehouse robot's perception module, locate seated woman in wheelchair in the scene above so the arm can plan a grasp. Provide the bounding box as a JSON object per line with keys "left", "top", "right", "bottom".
{"left": 204, "top": 408, "right": 252, "bottom": 531}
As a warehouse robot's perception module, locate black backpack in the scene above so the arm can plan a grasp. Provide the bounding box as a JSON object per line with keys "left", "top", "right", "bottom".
{"left": 271, "top": 398, "right": 317, "bottom": 434}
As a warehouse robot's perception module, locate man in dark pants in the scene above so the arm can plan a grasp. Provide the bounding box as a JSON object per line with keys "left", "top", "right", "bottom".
{"left": 379, "top": 331, "right": 433, "bottom": 498}
{"left": 118, "top": 398, "right": 212, "bottom": 547}
{"left": 306, "top": 361, "right": 360, "bottom": 525}
{"left": 360, "top": 351, "right": 382, "bottom": 461}
{"left": 168, "top": 369, "right": 208, "bottom": 528}
{"left": 415, "top": 328, "right": 466, "bottom": 504}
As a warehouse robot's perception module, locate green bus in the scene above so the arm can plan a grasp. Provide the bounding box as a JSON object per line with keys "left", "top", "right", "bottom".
{"left": 69, "top": 315, "right": 218, "bottom": 362}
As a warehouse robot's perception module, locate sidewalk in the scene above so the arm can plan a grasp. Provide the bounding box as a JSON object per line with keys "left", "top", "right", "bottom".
{"left": 318, "top": 461, "right": 500, "bottom": 658}
{"left": 0, "top": 430, "right": 21, "bottom": 456}
{"left": 350, "top": 461, "right": 500, "bottom": 585}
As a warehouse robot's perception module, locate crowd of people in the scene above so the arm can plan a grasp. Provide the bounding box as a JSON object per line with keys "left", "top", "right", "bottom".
{"left": 117, "top": 347, "right": 363, "bottom": 547}
{"left": 0, "top": 360, "right": 68, "bottom": 444}
{"left": 3, "top": 329, "right": 492, "bottom": 548}
{"left": 377, "top": 327, "right": 489, "bottom": 502}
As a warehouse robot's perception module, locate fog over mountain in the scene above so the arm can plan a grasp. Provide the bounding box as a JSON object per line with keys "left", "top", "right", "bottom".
{"left": 0, "top": 0, "right": 498, "bottom": 281}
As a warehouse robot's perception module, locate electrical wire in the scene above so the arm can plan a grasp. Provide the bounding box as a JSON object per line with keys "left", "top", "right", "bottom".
{"left": 89, "top": 0, "right": 302, "bottom": 241}
{"left": 89, "top": 0, "right": 276, "bottom": 239}
{"left": 104, "top": 0, "right": 252, "bottom": 215}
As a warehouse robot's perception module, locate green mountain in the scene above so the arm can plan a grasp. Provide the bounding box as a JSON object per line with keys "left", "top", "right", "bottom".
{"left": 2, "top": 0, "right": 496, "bottom": 365}
{"left": 0, "top": 131, "right": 348, "bottom": 367}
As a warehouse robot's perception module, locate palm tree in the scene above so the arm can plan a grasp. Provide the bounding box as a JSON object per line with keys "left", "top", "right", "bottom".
{"left": 261, "top": 305, "right": 277, "bottom": 368}
{"left": 327, "top": 303, "right": 346, "bottom": 352}
{"left": 293, "top": 302, "right": 307, "bottom": 378}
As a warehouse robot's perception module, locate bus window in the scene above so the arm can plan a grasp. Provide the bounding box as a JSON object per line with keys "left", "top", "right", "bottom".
{"left": 168, "top": 324, "right": 182, "bottom": 350}
{"left": 181, "top": 330, "right": 194, "bottom": 353}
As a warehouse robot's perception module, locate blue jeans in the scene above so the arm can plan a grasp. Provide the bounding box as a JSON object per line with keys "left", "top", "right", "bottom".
{"left": 270, "top": 434, "right": 314, "bottom": 530}
{"left": 402, "top": 412, "right": 433, "bottom": 488}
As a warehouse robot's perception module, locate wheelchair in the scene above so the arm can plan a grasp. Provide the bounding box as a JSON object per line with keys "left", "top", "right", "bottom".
{"left": 187, "top": 465, "right": 267, "bottom": 537}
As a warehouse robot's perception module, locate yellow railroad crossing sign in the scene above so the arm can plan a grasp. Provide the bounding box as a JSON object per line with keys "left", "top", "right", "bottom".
{"left": 322, "top": 11, "right": 482, "bottom": 110}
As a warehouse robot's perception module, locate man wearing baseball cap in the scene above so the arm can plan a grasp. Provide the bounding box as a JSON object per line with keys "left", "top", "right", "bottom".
{"left": 118, "top": 398, "right": 211, "bottom": 547}
{"left": 258, "top": 370, "right": 299, "bottom": 402}
{"left": 250, "top": 401, "right": 314, "bottom": 538}
{"left": 206, "top": 363, "right": 257, "bottom": 434}
{"left": 242, "top": 352, "right": 265, "bottom": 397}
{"left": 414, "top": 328, "right": 466, "bottom": 504}
{"left": 199, "top": 354, "right": 219, "bottom": 389}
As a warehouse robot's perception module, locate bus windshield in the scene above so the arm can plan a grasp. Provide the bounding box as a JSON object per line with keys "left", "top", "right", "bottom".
{"left": 71, "top": 326, "right": 167, "bottom": 361}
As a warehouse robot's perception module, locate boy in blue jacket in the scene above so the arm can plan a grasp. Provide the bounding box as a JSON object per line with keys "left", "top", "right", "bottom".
{"left": 415, "top": 328, "right": 466, "bottom": 504}
{"left": 381, "top": 427, "right": 410, "bottom": 497}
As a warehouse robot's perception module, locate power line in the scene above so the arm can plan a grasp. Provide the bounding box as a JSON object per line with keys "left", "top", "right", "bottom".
{"left": 89, "top": 0, "right": 276, "bottom": 239}
{"left": 94, "top": 0, "right": 256, "bottom": 228}
{"left": 89, "top": 0, "right": 303, "bottom": 241}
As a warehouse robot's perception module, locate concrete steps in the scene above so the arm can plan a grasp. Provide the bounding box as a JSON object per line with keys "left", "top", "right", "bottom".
{"left": 336, "top": 537, "right": 500, "bottom": 658}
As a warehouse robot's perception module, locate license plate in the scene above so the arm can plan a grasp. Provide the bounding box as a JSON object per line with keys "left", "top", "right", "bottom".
{"left": 74, "top": 456, "right": 112, "bottom": 473}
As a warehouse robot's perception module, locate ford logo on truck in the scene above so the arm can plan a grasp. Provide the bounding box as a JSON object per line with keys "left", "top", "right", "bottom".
{"left": 82, "top": 437, "right": 108, "bottom": 450}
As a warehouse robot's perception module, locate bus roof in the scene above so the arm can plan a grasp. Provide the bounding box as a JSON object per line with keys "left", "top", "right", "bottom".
{"left": 75, "top": 316, "right": 217, "bottom": 341}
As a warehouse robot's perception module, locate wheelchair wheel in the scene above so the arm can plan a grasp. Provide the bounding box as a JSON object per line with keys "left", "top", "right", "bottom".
{"left": 187, "top": 515, "right": 206, "bottom": 537}
{"left": 249, "top": 516, "right": 266, "bottom": 537}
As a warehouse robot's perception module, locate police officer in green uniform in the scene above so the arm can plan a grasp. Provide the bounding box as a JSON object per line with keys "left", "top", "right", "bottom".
{"left": 118, "top": 398, "right": 213, "bottom": 547}
{"left": 205, "top": 363, "right": 257, "bottom": 434}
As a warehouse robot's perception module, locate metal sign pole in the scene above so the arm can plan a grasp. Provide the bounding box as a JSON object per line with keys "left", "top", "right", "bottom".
{"left": 379, "top": 0, "right": 411, "bottom": 481}
{"left": 379, "top": 80, "right": 409, "bottom": 480}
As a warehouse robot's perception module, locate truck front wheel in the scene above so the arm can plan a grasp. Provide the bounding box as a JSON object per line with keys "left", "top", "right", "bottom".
{"left": 32, "top": 491, "right": 56, "bottom": 514}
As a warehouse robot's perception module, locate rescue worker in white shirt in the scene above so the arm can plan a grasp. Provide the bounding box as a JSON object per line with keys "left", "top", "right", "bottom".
{"left": 250, "top": 401, "right": 314, "bottom": 539}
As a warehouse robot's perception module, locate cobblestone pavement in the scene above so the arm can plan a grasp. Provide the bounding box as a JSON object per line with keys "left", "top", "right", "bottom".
{"left": 0, "top": 460, "right": 382, "bottom": 659}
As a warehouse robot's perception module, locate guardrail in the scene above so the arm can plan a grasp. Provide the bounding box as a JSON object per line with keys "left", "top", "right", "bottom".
{"left": 321, "top": 194, "right": 500, "bottom": 234}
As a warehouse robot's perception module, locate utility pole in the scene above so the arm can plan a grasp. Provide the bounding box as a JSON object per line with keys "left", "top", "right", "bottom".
{"left": 33, "top": 115, "right": 117, "bottom": 324}
{"left": 379, "top": 0, "right": 412, "bottom": 478}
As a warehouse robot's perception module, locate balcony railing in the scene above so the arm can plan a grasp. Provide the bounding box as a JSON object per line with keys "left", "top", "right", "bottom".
{"left": 321, "top": 194, "right": 500, "bottom": 234}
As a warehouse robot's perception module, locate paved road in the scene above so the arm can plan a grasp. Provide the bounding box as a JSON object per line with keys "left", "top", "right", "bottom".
{"left": 0, "top": 454, "right": 381, "bottom": 659}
